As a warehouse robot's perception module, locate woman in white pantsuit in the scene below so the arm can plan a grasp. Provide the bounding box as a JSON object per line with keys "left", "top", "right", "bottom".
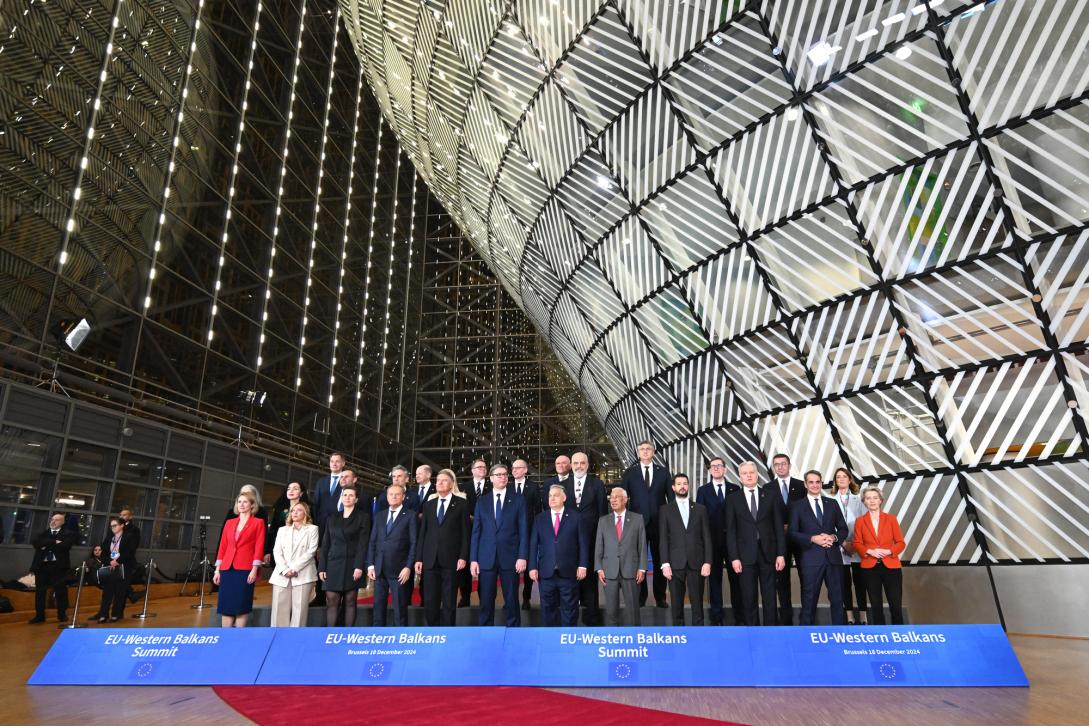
{"left": 269, "top": 502, "right": 319, "bottom": 627}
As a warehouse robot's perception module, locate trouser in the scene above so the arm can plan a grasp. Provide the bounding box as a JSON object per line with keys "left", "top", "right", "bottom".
{"left": 706, "top": 543, "right": 726, "bottom": 624}
{"left": 799, "top": 561, "right": 845, "bottom": 625}
{"left": 775, "top": 546, "right": 796, "bottom": 624}
{"left": 865, "top": 563, "right": 904, "bottom": 624}
{"left": 639, "top": 522, "right": 667, "bottom": 606}
{"left": 271, "top": 581, "right": 313, "bottom": 627}
{"left": 477, "top": 567, "right": 520, "bottom": 626}
{"left": 97, "top": 569, "right": 132, "bottom": 619}
{"left": 738, "top": 558, "right": 777, "bottom": 626}
{"left": 539, "top": 574, "right": 578, "bottom": 627}
{"left": 34, "top": 563, "right": 68, "bottom": 617}
{"left": 521, "top": 570, "right": 534, "bottom": 605}
{"left": 667, "top": 567, "right": 705, "bottom": 626}
{"left": 604, "top": 575, "right": 640, "bottom": 626}
{"left": 422, "top": 565, "right": 458, "bottom": 626}
{"left": 374, "top": 574, "right": 408, "bottom": 626}
{"left": 578, "top": 537, "right": 600, "bottom": 625}
{"left": 841, "top": 562, "right": 868, "bottom": 617}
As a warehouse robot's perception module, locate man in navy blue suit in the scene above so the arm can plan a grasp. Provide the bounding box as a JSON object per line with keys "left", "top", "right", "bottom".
{"left": 529, "top": 484, "right": 588, "bottom": 627}
{"left": 695, "top": 456, "right": 740, "bottom": 625}
{"left": 367, "top": 482, "right": 417, "bottom": 626}
{"left": 470, "top": 464, "right": 528, "bottom": 626}
{"left": 790, "top": 470, "right": 848, "bottom": 626}
{"left": 312, "top": 452, "right": 347, "bottom": 607}
{"left": 619, "top": 440, "right": 672, "bottom": 608}
{"left": 376, "top": 466, "right": 418, "bottom": 513}
{"left": 510, "top": 458, "right": 539, "bottom": 609}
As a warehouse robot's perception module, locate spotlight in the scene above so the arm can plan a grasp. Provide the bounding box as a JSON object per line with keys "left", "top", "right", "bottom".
{"left": 54, "top": 318, "right": 92, "bottom": 352}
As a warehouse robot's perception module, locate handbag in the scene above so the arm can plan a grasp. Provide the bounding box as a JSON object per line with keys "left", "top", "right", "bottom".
{"left": 97, "top": 564, "right": 125, "bottom": 583}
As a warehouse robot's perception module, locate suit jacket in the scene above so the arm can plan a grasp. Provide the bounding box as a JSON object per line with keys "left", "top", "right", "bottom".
{"left": 368, "top": 506, "right": 417, "bottom": 578}
{"left": 31, "top": 527, "right": 75, "bottom": 573}
{"left": 511, "top": 480, "right": 540, "bottom": 521}
{"left": 770, "top": 476, "right": 807, "bottom": 508}
{"left": 408, "top": 483, "right": 433, "bottom": 514}
{"left": 725, "top": 486, "right": 786, "bottom": 565}
{"left": 529, "top": 508, "right": 587, "bottom": 578}
{"left": 465, "top": 480, "right": 490, "bottom": 517}
{"left": 215, "top": 515, "right": 266, "bottom": 571}
{"left": 695, "top": 480, "right": 740, "bottom": 550}
{"left": 852, "top": 510, "right": 906, "bottom": 569}
{"left": 269, "top": 523, "right": 319, "bottom": 587}
{"left": 594, "top": 511, "right": 646, "bottom": 579}
{"left": 658, "top": 499, "right": 712, "bottom": 571}
{"left": 789, "top": 496, "right": 850, "bottom": 567}
{"left": 470, "top": 490, "right": 528, "bottom": 571}
{"left": 320, "top": 508, "right": 370, "bottom": 591}
{"left": 620, "top": 462, "right": 671, "bottom": 530}
{"left": 416, "top": 495, "right": 470, "bottom": 569}
{"left": 564, "top": 475, "right": 607, "bottom": 530}
{"left": 312, "top": 474, "right": 344, "bottom": 530}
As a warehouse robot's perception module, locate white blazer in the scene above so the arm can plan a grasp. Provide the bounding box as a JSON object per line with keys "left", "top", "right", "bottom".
{"left": 832, "top": 492, "right": 865, "bottom": 564}
{"left": 268, "top": 523, "right": 319, "bottom": 587}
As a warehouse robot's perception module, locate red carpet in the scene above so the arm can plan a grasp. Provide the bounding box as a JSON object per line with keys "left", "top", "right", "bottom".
{"left": 214, "top": 685, "right": 743, "bottom": 725}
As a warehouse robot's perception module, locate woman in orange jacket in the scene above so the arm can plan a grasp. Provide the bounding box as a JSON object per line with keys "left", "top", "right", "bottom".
{"left": 852, "top": 487, "right": 906, "bottom": 625}
{"left": 213, "top": 489, "right": 266, "bottom": 627}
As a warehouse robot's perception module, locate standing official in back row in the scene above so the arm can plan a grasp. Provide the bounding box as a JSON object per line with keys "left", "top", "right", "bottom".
{"left": 658, "top": 474, "right": 712, "bottom": 626}
{"left": 726, "top": 461, "right": 785, "bottom": 626}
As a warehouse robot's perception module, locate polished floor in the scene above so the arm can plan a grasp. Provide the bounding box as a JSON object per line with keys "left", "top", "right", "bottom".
{"left": 6, "top": 587, "right": 1086, "bottom": 725}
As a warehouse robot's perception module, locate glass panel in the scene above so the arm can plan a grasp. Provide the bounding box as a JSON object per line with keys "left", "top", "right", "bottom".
{"left": 111, "top": 483, "right": 157, "bottom": 519}
{"left": 0, "top": 472, "right": 54, "bottom": 508}
{"left": 151, "top": 520, "right": 193, "bottom": 550}
{"left": 61, "top": 442, "right": 117, "bottom": 479}
{"left": 0, "top": 426, "right": 63, "bottom": 470}
{"left": 0, "top": 508, "right": 37, "bottom": 545}
{"left": 117, "top": 452, "right": 164, "bottom": 486}
{"left": 163, "top": 462, "right": 200, "bottom": 493}
{"left": 54, "top": 477, "right": 112, "bottom": 513}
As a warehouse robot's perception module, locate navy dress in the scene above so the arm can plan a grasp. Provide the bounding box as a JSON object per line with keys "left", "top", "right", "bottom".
{"left": 320, "top": 508, "right": 370, "bottom": 593}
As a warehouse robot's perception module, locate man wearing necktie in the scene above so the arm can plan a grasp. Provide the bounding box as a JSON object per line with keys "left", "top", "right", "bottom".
{"left": 771, "top": 453, "right": 806, "bottom": 625}
{"left": 311, "top": 452, "right": 347, "bottom": 607}
{"left": 29, "top": 513, "right": 75, "bottom": 624}
{"left": 415, "top": 469, "right": 470, "bottom": 626}
{"left": 595, "top": 487, "right": 646, "bottom": 626}
{"left": 659, "top": 474, "right": 713, "bottom": 626}
{"left": 619, "top": 441, "right": 672, "bottom": 609}
{"left": 368, "top": 482, "right": 417, "bottom": 626}
{"left": 460, "top": 458, "right": 490, "bottom": 608}
{"left": 564, "top": 452, "right": 606, "bottom": 625}
{"left": 470, "top": 464, "right": 528, "bottom": 626}
{"left": 695, "top": 457, "right": 742, "bottom": 625}
{"left": 725, "top": 462, "right": 786, "bottom": 626}
{"left": 789, "top": 470, "right": 849, "bottom": 626}
{"left": 408, "top": 464, "right": 434, "bottom": 607}
{"left": 510, "top": 458, "right": 540, "bottom": 609}
{"left": 529, "top": 485, "right": 588, "bottom": 626}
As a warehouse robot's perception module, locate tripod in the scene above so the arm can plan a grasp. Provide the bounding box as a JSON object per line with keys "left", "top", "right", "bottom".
{"left": 179, "top": 520, "right": 212, "bottom": 602}
{"left": 36, "top": 354, "right": 71, "bottom": 398}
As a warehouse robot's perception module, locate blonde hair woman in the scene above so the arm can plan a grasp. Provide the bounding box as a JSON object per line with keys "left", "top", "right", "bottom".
{"left": 852, "top": 487, "right": 906, "bottom": 625}
{"left": 269, "top": 502, "right": 319, "bottom": 627}
{"left": 213, "top": 490, "right": 265, "bottom": 627}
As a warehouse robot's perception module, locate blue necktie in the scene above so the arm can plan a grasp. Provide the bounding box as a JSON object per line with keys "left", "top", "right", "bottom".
{"left": 437, "top": 498, "right": 445, "bottom": 524}
{"left": 716, "top": 484, "right": 724, "bottom": 504}
{"left": 814, "top": 498, "right": 823, "bottom": 522}
{"left": 330, "top": 475, "right": 338, "bottom": 495}
{"left": 386, "top": 510, "right": 395, "bottom": 534}
{"left": 495, "top": 494, "right": 502, "bottom": 526}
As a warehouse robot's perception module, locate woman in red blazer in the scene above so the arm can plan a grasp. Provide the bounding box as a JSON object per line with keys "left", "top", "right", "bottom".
{"left": 213, "top": 490, "right": 266, "bottom": 627}
{"left": 852, "top": 487, "right": 906, "bottom": 625}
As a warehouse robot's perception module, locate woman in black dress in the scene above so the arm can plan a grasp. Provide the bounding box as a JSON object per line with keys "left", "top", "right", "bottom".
{"left": 266, "top": 481, "right": 309, "bottom": 566}
{"left": 318, "top": 486, "right": 370, "bottom": 626}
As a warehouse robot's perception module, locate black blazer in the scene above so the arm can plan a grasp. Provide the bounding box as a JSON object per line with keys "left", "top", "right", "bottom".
{"left": 695, "top": 481, "right": 740, "bottom": 549}
{"left": 320, "top": 508, "right": 370, "bottom": 592}
{"left": 789, "top": 496, "right": 849, "bottom": 567}
{"left": 100, "top": 527, "right": 139, "bottom": 569}
{"left": 564, "top": 475, "right": 607, "bottom": 529}
{"left": 416, "top": 495, "right": 470, "bottom": 569}
{"left": 620, "top": 462, "right": 672, "bottom": 529}
{"left": 511, "top": 480, "right": 540, "bottom": 521}
{"left": 658, "top": 500, "right": 712, "bottom": 571}
{"left": 31, "top": 527, "right": 75, "bottom": 573}
{"left": 368, "top": 507, "right": 417, "bottom": 579}
{"left": 465, "top": 480, "right": 490, "bottom": 517}
{"left": 725, "top": 486, "right": 786, "bottom": 565}
{"left": 770, "top": 477, "right": 807, "bottom": 508}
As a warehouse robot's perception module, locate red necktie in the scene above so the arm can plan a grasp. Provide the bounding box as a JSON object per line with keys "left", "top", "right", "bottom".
{"left": 615, "top": 515, "right": 623, "bottom": 541}
{"left": 553, "top": 512, "right": 560, "bottom": 536}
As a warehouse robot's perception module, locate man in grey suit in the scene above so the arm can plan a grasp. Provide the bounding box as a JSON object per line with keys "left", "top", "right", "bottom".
{"left": 594, "top": 487, "right": 646, "bottom": 626}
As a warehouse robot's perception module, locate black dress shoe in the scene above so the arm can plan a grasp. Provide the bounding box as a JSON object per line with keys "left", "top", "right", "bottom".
{"left": 28, "top": 616, "right": 46, "bottom": 624}
{"left": 58, "top": 613, "right": 68, "bottom": 622}
{"left": 654, "top": 602, "right": 669, "bottom": 609}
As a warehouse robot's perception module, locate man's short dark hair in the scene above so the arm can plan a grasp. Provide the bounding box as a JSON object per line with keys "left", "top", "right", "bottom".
{"left": 672, "top": 473, "right": 689, "bottom": 485}
{"left": 772, "top": 453, "right": 791, "bottom": 463}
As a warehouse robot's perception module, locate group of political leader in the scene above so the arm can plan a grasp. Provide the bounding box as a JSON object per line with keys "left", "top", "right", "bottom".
{"left": 205, "top": 442, "right": 907, "bottom": 629}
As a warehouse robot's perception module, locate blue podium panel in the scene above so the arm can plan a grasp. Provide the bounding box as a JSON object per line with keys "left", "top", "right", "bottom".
{"left": 501, "top": 627, "right": 755, "bottom": 687}
{"left": 255, "top": 627, "right": 506, "bottom": 685}
{"left": 28, "top": 629, "right": 275, "bottom": 685}
{"left": 750, "top": 625, "right": 1029, "bottom": 687}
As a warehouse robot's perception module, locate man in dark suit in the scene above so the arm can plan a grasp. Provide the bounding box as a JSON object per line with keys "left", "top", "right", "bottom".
{"left": 29, "top": 513, "right": 75, "bottom": 623}
{"left": 564, "top": 451, "right": 607, "bottom": 625}
{"left": 790, "top": 469, "right": 849, "bottom": 626}
{"left": 695, "top": 457, "right": 740, "bottom": 625}
{"left": 659, "top": 474, "right": 712, "bottom": 626}
{"left": 375, "top": 466, "right": 414, "bottom": 512}
{"left": 460, "top": 458, "right": 489, "bottom": 607}
{"left": 542, "top": 454, "right": 572, "bottom": 490}
{"left": 510, "top": 458, "right": 539, "bottom": 609}
{"left": 470, "top": 464, "right": 528, "bottom": 626}
{"left": 529, "top": 484, "right": 588, "bottom": 626}
{"left": 619, "top": 440, "right": 671, "bottom": 608}
{"left": 726, "top": 461, "right": 786, "bottom": 626}
{"left": 368, "top": 483, "right": 417, "bottom": 626}
{"left": 312, "top": 452, "right": 347, "bottom": 535}
{"left": 770, "top": 453, "right": 807, "bottom": 625}
{"left": 407, "top": 464, "right": 433, "bottom": 607}
{"left": 414, "top": 470, "right": 470, "bottom": 626}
